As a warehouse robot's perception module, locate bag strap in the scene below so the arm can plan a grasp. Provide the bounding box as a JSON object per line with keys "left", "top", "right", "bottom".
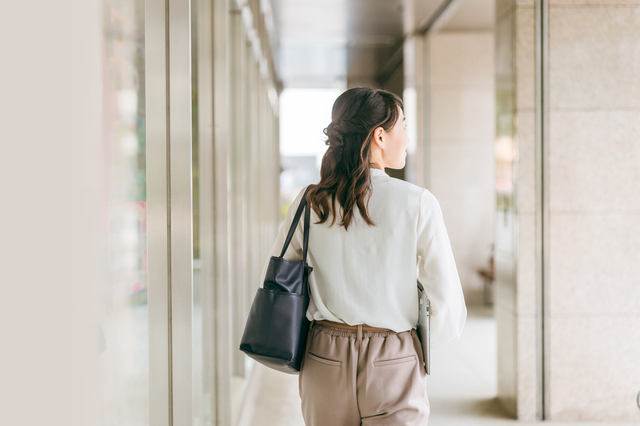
{"left": 279, "top": 184, "right": 314, "bottom": 264}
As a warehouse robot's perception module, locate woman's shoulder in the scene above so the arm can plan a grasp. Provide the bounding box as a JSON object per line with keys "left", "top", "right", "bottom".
{"left": 383, "top": 179, "right": 444, "bottom": 225}
{"left": 382, "top": 175, "right": 434, "bottom": 202}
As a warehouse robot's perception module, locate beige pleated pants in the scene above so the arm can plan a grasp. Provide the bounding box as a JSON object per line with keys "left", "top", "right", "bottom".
{"left": 298, "top": 320, "right": 429, "bottom": 426}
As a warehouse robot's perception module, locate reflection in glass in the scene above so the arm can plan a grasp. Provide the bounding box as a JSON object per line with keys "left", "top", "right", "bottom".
{"left": 495, "top": 114, "right": 515, "bottom": 214}
{"left": 99, "top": 0, "right": 148, "bottom": 424}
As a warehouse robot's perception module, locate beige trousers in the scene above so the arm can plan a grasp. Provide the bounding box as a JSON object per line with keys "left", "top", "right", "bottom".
{"left": 298, "top": 320, "right": 429, "bottom": 426}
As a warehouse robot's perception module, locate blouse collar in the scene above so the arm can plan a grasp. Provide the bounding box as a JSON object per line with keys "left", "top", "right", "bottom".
{"left": 369, "top": 167, "right": 389, "bottom": 177}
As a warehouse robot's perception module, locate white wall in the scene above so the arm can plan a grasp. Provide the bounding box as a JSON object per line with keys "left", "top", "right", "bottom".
{"left": 1, "top": 1, "right": 104, "bottom": 425}
{"left": 426, "top": 31, "right": 496, "bottom": 306}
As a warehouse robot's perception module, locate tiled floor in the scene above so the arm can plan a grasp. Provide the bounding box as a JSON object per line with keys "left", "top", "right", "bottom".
{"left": 244, "top": 305, "right": 639, "bottom": 426}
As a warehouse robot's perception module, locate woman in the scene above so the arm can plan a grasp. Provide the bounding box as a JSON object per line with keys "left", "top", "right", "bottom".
{"left": 260, "top": 87, "right": 467, "bottom": 425}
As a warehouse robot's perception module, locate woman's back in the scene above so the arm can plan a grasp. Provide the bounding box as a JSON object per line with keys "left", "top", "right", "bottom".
{"left": 260, "top": 166, "right": 466, "bottom": 347}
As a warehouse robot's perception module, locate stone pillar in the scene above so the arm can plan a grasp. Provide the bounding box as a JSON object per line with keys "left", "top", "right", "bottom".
{"left": 494, "top": 0, "right": 538, "bottom": 419}
{"left": 495, "top": 0, "right": 640, "bottom": 421}
{"left": 546, "top": 0, "right": 640, "bottom": 421}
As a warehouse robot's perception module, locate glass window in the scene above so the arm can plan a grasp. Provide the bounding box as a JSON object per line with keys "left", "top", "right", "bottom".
{"left": 99, "top": 0, "right": 148, "bottom": 424}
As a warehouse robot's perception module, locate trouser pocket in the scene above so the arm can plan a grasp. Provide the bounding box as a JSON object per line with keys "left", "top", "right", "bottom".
{"left": 365, "top": 332, "right": 425, "bottom": 409}
{"left": 373, "top": 354, "right": 417, "bottom": 367}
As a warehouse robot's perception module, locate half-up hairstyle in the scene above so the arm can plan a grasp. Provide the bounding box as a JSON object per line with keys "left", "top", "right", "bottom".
{"left": 306, "top": 87, "right": 403, "bottom": 231}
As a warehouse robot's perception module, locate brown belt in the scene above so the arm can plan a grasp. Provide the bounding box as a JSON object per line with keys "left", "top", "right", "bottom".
{"left": 315, "top": 319, "right": 393, "bottom": 332}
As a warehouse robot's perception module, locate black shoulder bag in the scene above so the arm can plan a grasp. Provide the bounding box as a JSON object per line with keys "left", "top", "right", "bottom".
{"left": 239, "top": 184, "right": 315, "bottom": 374}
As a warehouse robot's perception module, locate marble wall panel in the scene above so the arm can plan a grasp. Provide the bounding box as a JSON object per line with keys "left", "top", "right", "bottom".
{"left": 549, "top": 110, "right": 640, "bottom": 212}
{"left": 549, "top": 5, "right": 640, "bottom": 109}
{"left": 516, "top": 315, "right": 538, "bottom": 421}
{"left": 515, "top": 111, "right": 536, "bottom": 214}
{"left": 549, "top": 212, "right": 640, "bottom": 315}
{"left": 516, "top": 212, "right": 536, "bottom": 316}
{"left": 496, "top": 8, "right": 515, "bottom": 115}
{"left": 430, "top": 32, "right": 494, "bottom": 89}
{"left": 549, "top": 316, "right": 640, "bottom": 421}
{"left": 428, "top": 33, "right": 496, "bottom": 304}
{"left": 431, "top": 89, "right": 496, "bottom": 141}
{"left": 495, "top": 210, "right": 517, "bottom": 313}
{"left": 496, "top": 303, "right": 518, "bottom": 417}
{"left": 546, "top": 2, "right": 640, "bottom": 422}
{"left": 515, "top": 5, "right": 536, "bottom": 111}
{"left": 551, "top": 0, "right": 640, "bottom": 4}
{"left": 431, "top": 140, "right": 495, "bottom": 300}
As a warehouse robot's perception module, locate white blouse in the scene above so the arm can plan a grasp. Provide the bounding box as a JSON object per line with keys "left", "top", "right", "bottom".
{"left": 259, "top": 167, "right": 467, "bottom": 348}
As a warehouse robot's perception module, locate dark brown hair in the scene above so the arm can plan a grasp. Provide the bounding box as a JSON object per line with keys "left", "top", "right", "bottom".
{"left": 306, "top": 87, "right": 403, "bottom": 231}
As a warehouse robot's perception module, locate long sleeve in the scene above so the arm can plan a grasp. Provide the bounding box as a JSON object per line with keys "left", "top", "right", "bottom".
{"left": 258, "top": 185, "right": 308, "bottom": 287}
{"left": 416, "top": 188, "right": 467, "bottom": 348}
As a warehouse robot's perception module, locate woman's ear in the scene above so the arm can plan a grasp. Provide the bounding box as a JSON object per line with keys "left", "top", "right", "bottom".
{"left": 374, "top": 127, "right": 384, "bottom": 148}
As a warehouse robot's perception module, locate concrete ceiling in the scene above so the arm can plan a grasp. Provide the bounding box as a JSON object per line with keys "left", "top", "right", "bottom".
{"left": 271, "top": 0, "right": 495, "bottom": 88}
{"left": 439, "top": 0, "right": 495, "bottom": 31}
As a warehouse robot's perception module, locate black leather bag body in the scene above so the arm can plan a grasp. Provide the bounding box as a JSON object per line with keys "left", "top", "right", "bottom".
{"left": 239, "top": 185, "right": 315, "bottom": 374}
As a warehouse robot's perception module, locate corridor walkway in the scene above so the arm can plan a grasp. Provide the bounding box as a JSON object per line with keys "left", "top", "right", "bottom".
{"left": 240, "top": 304, "right": 638, "bottom": 426}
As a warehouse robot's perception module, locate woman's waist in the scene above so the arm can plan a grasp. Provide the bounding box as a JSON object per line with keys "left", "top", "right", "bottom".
{"left": 315, "top": 319, "right": 394, "bottom": 332}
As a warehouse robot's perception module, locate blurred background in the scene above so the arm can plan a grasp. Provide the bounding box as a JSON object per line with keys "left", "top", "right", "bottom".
{"left": 2, "top": 0, "right": 640, "bottom": 425}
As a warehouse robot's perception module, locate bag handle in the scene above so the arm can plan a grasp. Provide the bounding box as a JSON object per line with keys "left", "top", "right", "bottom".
{"left": 279, "top": 184, "right": 314, "bottom": 264}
